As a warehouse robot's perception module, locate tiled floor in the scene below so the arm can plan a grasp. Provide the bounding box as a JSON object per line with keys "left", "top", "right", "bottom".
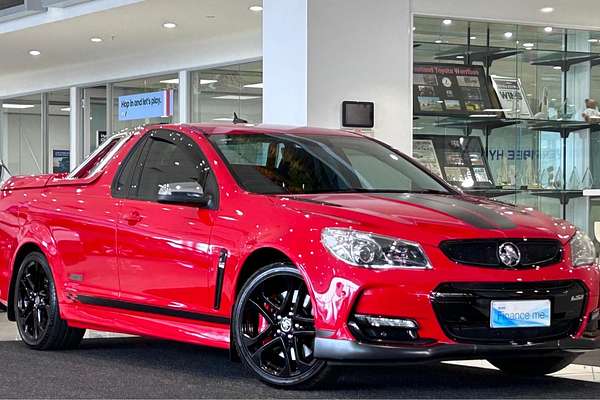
{"left": 445, "top": 359, "right": 600, "bottom": 383}
{"left": 0, "top": 311, "right": 128, "bottom": 341}
{"left": 1, "top": 311, "right": 599, "bottom": 385}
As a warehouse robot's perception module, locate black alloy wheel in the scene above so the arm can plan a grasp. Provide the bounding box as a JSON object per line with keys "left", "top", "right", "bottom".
{"left": 233, "top": 264, "right": 329, "bottom": 388}
{"left": 14, "top": 252, "right": 85, "bottom": 350}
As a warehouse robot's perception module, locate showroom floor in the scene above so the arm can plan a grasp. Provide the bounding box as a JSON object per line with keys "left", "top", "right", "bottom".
{"left": 0, "top": 311, "right": 599, "bottom": 398}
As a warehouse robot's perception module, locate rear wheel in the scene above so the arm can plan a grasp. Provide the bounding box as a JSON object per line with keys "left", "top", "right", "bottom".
{"left": 14, "top": 252, "right": 85, "bottom": 350}
{"left": 487, "top": 353, "right": 578, "bottom": 376}
{"left": 232, "top": 264, "right": 330, "bottom": 388}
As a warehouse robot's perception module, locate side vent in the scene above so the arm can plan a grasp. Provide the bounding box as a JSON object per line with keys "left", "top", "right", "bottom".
{"left": 213, "top": 249, "right": 228, "bottom": 310}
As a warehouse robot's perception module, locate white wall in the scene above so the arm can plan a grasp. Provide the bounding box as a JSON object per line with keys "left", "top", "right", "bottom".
{"left": 263, "top": 0, "right": 414, "bottom": 154}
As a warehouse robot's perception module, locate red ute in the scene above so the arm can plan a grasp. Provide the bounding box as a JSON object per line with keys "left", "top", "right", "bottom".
{"left": 0, "top": 124, "right": 598, "bottom": 387}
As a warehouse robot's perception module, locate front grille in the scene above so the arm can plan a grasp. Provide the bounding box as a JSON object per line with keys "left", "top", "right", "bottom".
{"left": 439, "top": 239, "right": 563, "bottom": 269}
{"left": 431, "top": 280, "right": 587, "bottom": 344}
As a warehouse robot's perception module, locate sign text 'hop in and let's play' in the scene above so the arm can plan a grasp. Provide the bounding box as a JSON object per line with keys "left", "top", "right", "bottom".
{"left": 118, "top": 90, "right": 174, "bottom": 121}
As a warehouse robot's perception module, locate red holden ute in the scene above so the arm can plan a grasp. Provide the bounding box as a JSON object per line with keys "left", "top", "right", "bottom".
{"left": 0, "top": 124, "right": 598, "bottom": 388}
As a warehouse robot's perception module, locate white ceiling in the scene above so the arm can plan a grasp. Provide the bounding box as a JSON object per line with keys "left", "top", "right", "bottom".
{"left": 0, "top": 0, "right": 262, "bottom": 76}
{"left": 413, "top": 0, "right": 600, "bottom": 31}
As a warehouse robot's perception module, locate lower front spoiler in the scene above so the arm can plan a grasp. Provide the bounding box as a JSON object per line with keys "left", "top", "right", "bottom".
{"left": 314, "top": 336, "right": 600, "bottom": 365}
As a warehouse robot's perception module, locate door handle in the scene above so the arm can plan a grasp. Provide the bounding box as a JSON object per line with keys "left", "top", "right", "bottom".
{"left": 123, "top": 211, "right": 143, "bottom": 225}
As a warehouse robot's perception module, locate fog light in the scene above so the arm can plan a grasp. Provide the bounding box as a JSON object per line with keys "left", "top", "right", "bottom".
{"left": 354, "top": 314, "right": 418, "bottom": 329}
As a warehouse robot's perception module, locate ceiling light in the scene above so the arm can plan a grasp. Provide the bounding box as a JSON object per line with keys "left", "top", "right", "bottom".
{"left": 2, "top": 104, "right": 35, "bottom": 109}
{"left": 162, "top": 22, "right": 177, "bottom": 29}
{"left": 442, "top": 19, "right": 452, "bottom": 25}
{"left": 434, "top": 39, "right": 442, "bottom": 43}
{"left": 588, "top": 38, "right": 599, "bottom": 43}
{"left": 60, "top": 107, "right": 71, "bottom": 112}
{"left": 540, "top": 7, "right": 554, "bottom": 13}
{"left": 29, "top": 50, "right": 41, "bottom": 56}
{"left": 470, "top": 36, "right": 477, "bottom": 40}
{"left": 523, "top": 43, "right": 535, "bottom": 47}
{"left": 544, "top": 26, "right": 553, "bottom": 32}
{"left": 90, "top": 37, "right": 103, "bottom": 43}
{"left": 244, "top": 82, "right": 264, "bottom": 89}
{"left": 200, "top": 79, "right": 218, "bottom": 85}
{"left": 213, "top": 95, "right": 261, "bottom": 100}
{"left": 456, "top": 55, "right": 465, "bottom": 59}
{"left": 504, "top": 32, "right": 513, "bottom": 38}
{"left": 249, "top": 5, "right": 263, "bottom": 12}
{"left": 160, "top": 78, "right": 180, "bottom": 84}
{"left": 553, "top": 66, "right": 562, "bottom": 70}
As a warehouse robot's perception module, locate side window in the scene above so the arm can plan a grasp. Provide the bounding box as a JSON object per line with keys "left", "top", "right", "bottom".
{"left": 111, "top": 136, "right": 150, "bottom": 197}
{"left": 133, "top": 130, "right": 214, "bottom": 203}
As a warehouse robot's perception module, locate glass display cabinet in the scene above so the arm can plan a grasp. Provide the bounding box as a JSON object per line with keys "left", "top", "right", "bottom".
{"left": 412, "top": 16, "right": 600, "bottom": 236}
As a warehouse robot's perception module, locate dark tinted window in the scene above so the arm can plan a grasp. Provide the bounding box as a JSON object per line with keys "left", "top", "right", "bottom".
{"left": 209, "top": 133, "right": 450, "bottom": 195}
{"left": 112, "top": 136, "right": 150, "bottom": 197}
{"left": 127, "top": 130, "right": 214, "bottom": 203}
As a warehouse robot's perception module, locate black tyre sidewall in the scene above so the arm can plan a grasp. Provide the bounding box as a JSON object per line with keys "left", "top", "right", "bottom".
{"left": 232, "top": 263, "right": 328, "bottom": 388}
{"left": 14, "top": 252, "right": 61, "bottom": 349}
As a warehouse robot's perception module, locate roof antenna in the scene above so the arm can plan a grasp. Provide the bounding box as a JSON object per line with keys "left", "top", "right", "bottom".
{"left": 233, "top": 112, "right": 248, "bottom": 124}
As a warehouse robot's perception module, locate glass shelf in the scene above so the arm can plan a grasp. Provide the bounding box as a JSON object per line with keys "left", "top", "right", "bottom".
{"left": 414, "top": 41, "right": 600, "bottom": 69}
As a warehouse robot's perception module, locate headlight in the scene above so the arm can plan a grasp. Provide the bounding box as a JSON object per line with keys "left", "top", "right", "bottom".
{"left": 569, "top": 230, "right": 596, "bottom": 267}
{"left": 321, "top": 228, "right": 431, "bottom": 269}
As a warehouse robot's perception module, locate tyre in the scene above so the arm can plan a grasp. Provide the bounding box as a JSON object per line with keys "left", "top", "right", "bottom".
{"left": 487, "top": 353, "right": 578, "bottom": 376}
{"left": 14, "top": 251, "right": 85, "bottom": 350}
{"left": 232, "top": 263, "right": 331, "bottom": 388}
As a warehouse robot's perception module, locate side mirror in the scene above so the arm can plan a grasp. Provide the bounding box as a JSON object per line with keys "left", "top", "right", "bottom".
{"left": 156, "top": 182, "right": 212, "bottom": 208}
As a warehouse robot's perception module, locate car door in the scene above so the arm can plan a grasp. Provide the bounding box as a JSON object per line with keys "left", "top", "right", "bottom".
{"left": 115, "top": 129, "right": 218, "bottom": 315}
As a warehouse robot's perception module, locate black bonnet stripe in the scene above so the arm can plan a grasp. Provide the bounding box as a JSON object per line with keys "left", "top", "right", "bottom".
{"left": 376, "top": 193, "right": 517, "bottom": 230}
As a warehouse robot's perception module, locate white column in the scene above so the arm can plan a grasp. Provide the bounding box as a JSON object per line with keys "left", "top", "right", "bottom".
{"left": 178, "top": 70, "right": 191, "bottom": 123}
{"left": 263, "top": 0, "right": 414, "bottom": 153}
{"left": 69, "top": 87, "right": 83, "bottom": 171}
{"left": 40, "top": 92, "right": 49, "bottom": 174}
{"left": 0, "top": 100, "right": 8, "bottom": 170}
{"left": 106, "top": 83, "right": 113, "bottom": 135}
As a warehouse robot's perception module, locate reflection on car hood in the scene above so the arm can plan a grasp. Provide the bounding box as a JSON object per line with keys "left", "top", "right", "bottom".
{"left": 277, "top": 192, "right": 576, "bottom": 245}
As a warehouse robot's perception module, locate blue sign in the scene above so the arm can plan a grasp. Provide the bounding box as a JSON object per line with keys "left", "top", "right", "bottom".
{"left": 118, "top": 90, "right": 174, "bottom": 121}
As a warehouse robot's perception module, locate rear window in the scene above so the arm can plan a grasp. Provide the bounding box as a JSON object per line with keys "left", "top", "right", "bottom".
{"left": 67, "top": 133, "right": 130, "bottom": 179}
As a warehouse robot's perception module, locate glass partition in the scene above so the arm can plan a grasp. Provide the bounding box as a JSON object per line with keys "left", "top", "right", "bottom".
{"left": 111, "top": 74, "right": 179, "bottom": 132}
{"left": 191, "top": 61, "right": 263, "bottom": 124}
{"left": 0, "top": 94, "right": 43, "bottom": 176}
{"left": 413, "top": 16, "right": 600, "bottom": 234}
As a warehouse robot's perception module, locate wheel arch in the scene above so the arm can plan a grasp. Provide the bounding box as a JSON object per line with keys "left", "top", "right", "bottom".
{"left": 7, "top": 242, "right": 45, "bottom": 321}
{"left": 234, "top": 247, "right": 295, "bottom": 297}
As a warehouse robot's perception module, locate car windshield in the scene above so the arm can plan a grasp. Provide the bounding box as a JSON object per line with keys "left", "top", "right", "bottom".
{"left": 208, "top": 133, "right": 451, "bottom": 195}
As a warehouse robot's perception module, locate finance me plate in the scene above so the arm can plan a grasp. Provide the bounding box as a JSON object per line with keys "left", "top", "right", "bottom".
{"left": 490, "top": 300, "right": 551, "bottom": 328}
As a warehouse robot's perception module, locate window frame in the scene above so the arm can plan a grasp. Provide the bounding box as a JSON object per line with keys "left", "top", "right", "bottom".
{"left": 67, "top": 131, "right": 132, "bottom": 179}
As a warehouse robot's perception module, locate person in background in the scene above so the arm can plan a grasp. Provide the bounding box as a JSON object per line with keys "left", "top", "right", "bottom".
{"left": 582, "top": 98, "right": 600, "bottom": 123}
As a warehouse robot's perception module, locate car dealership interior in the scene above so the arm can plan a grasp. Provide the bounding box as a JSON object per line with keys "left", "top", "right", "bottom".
{"left": 1, "top": 0, "right": 600, "bottom": 397}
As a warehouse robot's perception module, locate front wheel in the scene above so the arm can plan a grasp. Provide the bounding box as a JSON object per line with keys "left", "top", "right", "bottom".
{"left": 232, "top": 264, "right": 330, "bottom": 388}
{"left": 487, "top": 353, "right": 578, "bottom": 376}
{"left": 14, "top": 252, "right": 85, "bottom": 350}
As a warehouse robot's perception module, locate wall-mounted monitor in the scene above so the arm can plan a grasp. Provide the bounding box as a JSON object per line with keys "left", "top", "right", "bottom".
{"left": 342, "top": 101, "right": 374, "bottom": 128}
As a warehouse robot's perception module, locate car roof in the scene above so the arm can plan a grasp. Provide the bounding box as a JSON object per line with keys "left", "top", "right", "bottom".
{"left": 146, "top": 123, "right": 364, "bottom": 137}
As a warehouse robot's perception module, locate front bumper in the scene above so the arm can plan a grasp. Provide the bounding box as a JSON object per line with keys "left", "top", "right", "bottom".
{"left": 314, "top": 335, "right": 600, "bottom": 365}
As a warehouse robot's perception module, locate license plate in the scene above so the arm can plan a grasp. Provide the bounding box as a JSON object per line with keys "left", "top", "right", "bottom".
{"left": 490, "top": 300, "right": 551, "bottom": 328}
